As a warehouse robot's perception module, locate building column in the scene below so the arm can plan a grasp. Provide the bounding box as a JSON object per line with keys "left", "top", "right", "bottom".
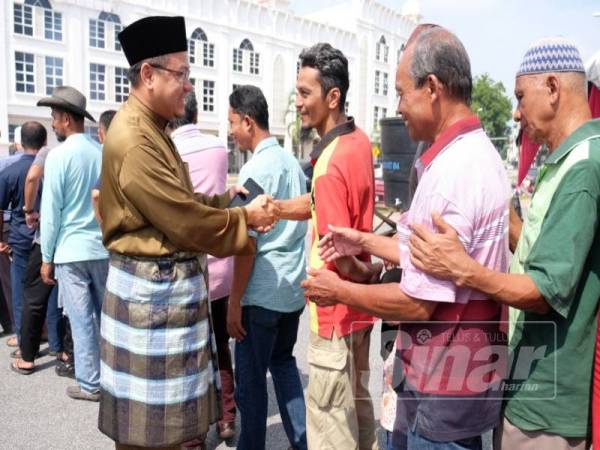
{"left": 0, "top": 0, "right": 11, "bottom": 155}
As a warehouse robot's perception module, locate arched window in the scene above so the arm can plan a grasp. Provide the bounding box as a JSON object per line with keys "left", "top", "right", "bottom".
{"left": 240, "top": 39, "right": 254, "bottom": 51}
{"left": 98, "top": 11, "right": 120, "bottom": 23}
{"left": 233, "top": 39, "right": 259, "bottom": 75}
{"left": 397, "top": 43, "right": 406, "bottom": 65}
{"left": 376, "top": 35, "right": 389, "bottom": 63}
{"left": 189, "top": 27, "right": 214, "bottom": 67}
{"left": 89, "top": 11, "right": 122, "bottom": 51}
{"left": 191, "top": 27, "right": 207, "bottom": 41}
{"left": 15, "top": 0, "right": 61, "bottom": 40}
{"left": 25, "top": 0, "right": 50, "bottom": 7}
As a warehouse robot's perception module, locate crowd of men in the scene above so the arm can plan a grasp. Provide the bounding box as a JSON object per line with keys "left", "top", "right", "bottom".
{"left": 0, "top": 13, "right": 598, "bottom": 450}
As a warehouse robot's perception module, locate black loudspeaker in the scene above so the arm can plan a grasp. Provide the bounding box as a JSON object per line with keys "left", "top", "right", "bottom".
{"left": 380, "top": 117, "right": 419, "bottom": 210}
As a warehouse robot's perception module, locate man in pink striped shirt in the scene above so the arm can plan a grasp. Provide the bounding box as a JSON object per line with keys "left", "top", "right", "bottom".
{"left": 303, "top": 27, "right": 510, "bottom": 450}
{"left": 170, "top": 92, "right": 236, "bottom": 441}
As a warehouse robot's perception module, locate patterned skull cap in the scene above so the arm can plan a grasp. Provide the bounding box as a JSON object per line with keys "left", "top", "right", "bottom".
{"left": 517, "top": 36, "right": 585, "bottom": 77}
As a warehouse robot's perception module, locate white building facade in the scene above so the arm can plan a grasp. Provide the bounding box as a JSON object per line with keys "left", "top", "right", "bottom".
{"left": 0, "top": 0, "right": 418, "bottom": 170}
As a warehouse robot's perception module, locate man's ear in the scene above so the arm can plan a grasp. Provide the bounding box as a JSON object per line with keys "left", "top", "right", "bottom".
{"left": 426, "top": 74, "right": 442, "bottom": 102}
{"left": 327, "top": 87, "right": 341, "bottom": 111}
{"left": 546, "top": 74, "right": 560, "bottom": 106}
{"left": 243, "top": 115, "right": 254, "bottom": 133}
{"left": 140, "top": 62, "right": 155, "bottom": 89}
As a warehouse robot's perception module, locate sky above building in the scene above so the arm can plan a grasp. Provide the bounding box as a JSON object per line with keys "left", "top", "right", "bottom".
{"left": 291, "top": 0, "right": 600, "bottom": 107}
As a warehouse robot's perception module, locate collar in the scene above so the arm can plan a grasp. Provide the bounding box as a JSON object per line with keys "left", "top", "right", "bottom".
{"left": 128, "top": 93, "right": 169, "bottom": 130}
{"left": 63, "top": 132, "right": 86, "bottom": 144}
{"left": 544, "top": 119, "right": 600, "bottom": 165}
{"left": 254, "top": 136, "right": 279, "bottom": 155}
{"left": 170, "top": 123, "right": 197, "bottom": 139}
{"left": 310, "top": 117, "right": 356, "bottom": 163}
{"left": 416, "top": 115, "right": 482, "bottom": 178}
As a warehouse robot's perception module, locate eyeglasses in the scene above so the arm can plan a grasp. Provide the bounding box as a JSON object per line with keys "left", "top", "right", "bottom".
{"left": 148, "top": 63, "right": 190, "bottom": 83}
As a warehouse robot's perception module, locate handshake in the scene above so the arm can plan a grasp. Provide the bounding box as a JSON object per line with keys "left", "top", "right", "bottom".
{"left": 228, "top": 185, "right": 280, "bottom": 232}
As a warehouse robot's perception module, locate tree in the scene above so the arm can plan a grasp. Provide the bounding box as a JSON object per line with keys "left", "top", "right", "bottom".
{"left": 471, "top": 74, "right": 512, "bottom": 157}
{"left": 285, "top": 90, "right": 315, "bottom": 159}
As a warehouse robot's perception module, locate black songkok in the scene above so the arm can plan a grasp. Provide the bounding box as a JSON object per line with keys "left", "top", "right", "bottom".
{"left": 118, "top": 16, "right": 187, "bottom": 66}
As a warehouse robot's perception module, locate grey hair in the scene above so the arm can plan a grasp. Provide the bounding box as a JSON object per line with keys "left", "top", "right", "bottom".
{"left": 169, "top": 92, "right": 198, "bottom": 130}
{"left": 410, "top": 28, "right": 472, "bottom": 105}
{"left": 127, "top": 54, "right": 170, "bottom": 87}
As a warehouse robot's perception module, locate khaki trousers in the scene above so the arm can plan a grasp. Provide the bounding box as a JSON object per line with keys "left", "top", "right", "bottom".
{"left": 497, "top": 417, "right": 590, "bottom": 450}
{"left": 306, "top": 327, "right": 377, "bottom": 450}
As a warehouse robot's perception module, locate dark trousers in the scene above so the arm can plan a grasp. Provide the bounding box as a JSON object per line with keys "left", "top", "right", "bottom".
{"left": 211, "top": 296, "right": 236, "bottom": 425}
{"left": 11, "top": 246, "right": 31, "bottom": 341}
{"left": 0, "top": 226, "right": 13, "bottom": 333}
{"left": 235, "top": 305, "right": 307, "bottom": 450}
{"left": 20, "top": 244, "right": 64, "bottom": 362}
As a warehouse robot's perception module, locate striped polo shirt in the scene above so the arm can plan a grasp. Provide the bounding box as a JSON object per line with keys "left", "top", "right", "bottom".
{"left": 309, "top": 118, "right": 376, "bottom": 339}
{"left": 394, "top": 116, "right": 511, "bottom": 442}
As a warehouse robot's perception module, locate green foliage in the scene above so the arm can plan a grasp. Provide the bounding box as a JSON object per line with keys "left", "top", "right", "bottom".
{"left": 471, "top": 74, "right": 512, "bottom": 153}
{"left": 286, "top": 90, "right": 315, "bottom": 158}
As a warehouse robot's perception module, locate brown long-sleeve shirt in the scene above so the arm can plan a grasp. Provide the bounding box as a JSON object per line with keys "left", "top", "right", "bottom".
{"left": 99, "top": 94, "right": 251, "bottom": 258}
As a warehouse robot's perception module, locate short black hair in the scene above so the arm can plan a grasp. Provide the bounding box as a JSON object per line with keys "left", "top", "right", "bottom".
{"left": 299, "top": 43, "right": 349, "bottom": 112}
{"left": 169, "top": 92, "right": 198, "bottom": 130}
{"left": 229, "top": 85, "right": 269, "bottom": 131}
{"left": 20, "top": 121, "right": 47, "bottom": 150}
{"left": 99, "top": 110, "right": 117, "bottom": 131}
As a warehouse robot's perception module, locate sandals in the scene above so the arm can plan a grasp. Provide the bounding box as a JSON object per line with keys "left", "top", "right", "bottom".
{"left": 10, "top": 359, "right": 35, "bottom": 375}
{"left": 10, "top": 349, "right": 43, "bottom": 359}
{"left": 6, "top": 336, "right": 18, "bottom": 347}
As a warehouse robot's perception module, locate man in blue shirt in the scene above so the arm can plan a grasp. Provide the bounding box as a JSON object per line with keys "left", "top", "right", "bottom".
{"left": 226, "top": 85, "right": 308, "bottom": 450}
{"left": 0, "top": 122, "right": 45, "bottom": 353}
{"left": 37, "top": 86, "right": 108, "bottom": 402}
{"left": 0, "top": 125, "right": 24, "bottom": 341}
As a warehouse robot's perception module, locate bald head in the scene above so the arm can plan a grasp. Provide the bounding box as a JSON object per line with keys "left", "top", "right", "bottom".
{"left": 408, "top": 27, "right": 472, "bottom": 105}
{"left": 405, "top": 23, "right": 440, "bottom": 47}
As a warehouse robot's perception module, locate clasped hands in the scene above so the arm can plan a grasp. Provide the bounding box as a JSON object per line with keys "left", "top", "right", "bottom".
{"left": 228, "top": 185, "right": 280, "bottom": 233}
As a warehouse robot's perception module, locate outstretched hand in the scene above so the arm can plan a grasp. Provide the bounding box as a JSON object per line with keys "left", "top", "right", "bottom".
{"left": 318, "top": 225, "right": 364, "bottom": 263}
{"left": 246, "top": 194, "right": 280, "bottom": 231}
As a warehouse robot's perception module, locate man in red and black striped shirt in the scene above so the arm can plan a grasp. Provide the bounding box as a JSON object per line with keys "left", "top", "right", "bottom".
{"left": 277, "top": 43, "right": 381, "bottom": 450}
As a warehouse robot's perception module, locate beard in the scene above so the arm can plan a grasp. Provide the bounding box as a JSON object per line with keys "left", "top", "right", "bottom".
{"left": 55, "top": 131, "right": 66, "bottom": 142}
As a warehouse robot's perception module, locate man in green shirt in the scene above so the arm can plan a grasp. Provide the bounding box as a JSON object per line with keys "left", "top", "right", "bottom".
{"left": 407, "top": 37, "right": 599, "bottom": 449}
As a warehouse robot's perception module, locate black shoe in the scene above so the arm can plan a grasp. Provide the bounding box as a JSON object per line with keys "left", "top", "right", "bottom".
{"left": 55, "top": 360, "right": 75, "bottom": 379}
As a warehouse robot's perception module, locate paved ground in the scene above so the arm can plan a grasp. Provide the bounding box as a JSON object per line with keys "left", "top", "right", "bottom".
{"left": 0, "top": 214, "right": 397, "bottom": 449}
{"left": 0, "top": 313, "right": 387, "bottom": 450}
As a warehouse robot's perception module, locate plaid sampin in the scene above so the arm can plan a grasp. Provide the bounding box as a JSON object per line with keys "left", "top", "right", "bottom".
{"left": 98, "top": 253, "right": 221, "bottom": 447}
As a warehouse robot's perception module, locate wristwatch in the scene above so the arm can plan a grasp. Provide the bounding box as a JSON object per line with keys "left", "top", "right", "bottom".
{"left": 22, "top": 206, "right": 34, "bottom": 214}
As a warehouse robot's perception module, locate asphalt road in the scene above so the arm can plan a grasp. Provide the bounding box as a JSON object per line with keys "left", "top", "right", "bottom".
{"left": 0, "top": 215, "right": 395, "bottom": 450}
{"left": 0, "top": 312, "right": 387, "bottom": 450}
